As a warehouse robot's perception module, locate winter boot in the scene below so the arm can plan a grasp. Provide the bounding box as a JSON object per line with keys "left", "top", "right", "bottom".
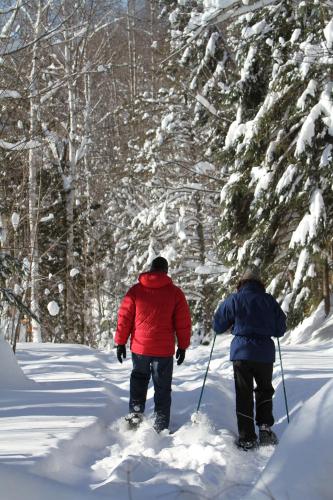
{"left": 236, "top": 437, "right": 258, "bottom": 451}
{"left": 125, "top": 412, "right": 143, "bottom": 430}
{"left": 259, "top": 424, "right": 279, "bottom": 446}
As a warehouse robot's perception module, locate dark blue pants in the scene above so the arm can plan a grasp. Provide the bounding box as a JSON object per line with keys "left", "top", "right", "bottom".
{"left": 233, "top": 360, "right": 275, "bottom": 441}
{"left": 130, "top": 353, "right": 173, "bottom": 431}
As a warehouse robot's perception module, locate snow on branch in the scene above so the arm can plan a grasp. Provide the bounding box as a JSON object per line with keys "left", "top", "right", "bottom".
{"left": 0, "top": 9, "right": 79, "bottom": 56}
{"left": 161, "top": 0, "right": 278, "bottom": 65}
{"left": 75, "top": 136, "right": 90, "bottom": 164}
{"left": 293, "top": 248, "right": 309, "bottom": 291}
{"left": 0, "top": 89, "right": 21, "bottom": 98}
{"left": 0, "top": 287, "right": 39, "bottom": 323}
{"left": 0, "top": 0, "right": 22, "bottom": 39}
{"left": 201, "top": 0, "right": 278, "bottom": 27}
{"left": 323, "top": 18, "right": 333, "bottom": 49}
{"left": 195, "top": 94, "right": 218, "bottom": 116}
{"left": 0, "top": 138, "right": 41, "bottom": 151}
{"left": 289, "top": 189, "right": 326, "bottom": 248}
{"left": 296, "top": 85, "right": 333, "bottom": 156}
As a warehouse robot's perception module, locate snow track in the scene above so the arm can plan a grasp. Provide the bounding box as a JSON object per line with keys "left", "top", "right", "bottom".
{"left": 31, "top": 407, "right": 272, "bottom": 499}
{"left": 1, "top": 331, "right": 333, "bottom": 499}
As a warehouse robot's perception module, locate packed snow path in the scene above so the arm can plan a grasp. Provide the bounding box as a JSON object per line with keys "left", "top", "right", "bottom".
{"left": 1, "top": 330, "right": 333, "bottom": 499}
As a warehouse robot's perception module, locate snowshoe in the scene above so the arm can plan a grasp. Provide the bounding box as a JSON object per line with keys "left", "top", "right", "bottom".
{"left": 153, "top": 414, "right": 169, "bottom": 434}
{"left": 235, "top": 437, "right": 258, "bottom": 451}
{"left": 153, "top": 422, "right": 170, "bottom": 434}
{"left": 125, "top": 412, "right": 143, "bottom": 430}
{"left": 259, "top": 425, "right": 279, "bottom": 446}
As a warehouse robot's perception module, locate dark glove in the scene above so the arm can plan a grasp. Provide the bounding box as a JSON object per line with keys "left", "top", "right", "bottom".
{"left": 176, "top": 348, "right": 185, "bottom": 366}
{"left": 117, "top": 344, "right": 126, "bottom": 363}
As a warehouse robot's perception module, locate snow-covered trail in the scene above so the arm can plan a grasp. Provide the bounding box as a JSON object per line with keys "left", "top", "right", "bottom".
{"left": 1, "top": 332, "right": 333, "bottom": 499}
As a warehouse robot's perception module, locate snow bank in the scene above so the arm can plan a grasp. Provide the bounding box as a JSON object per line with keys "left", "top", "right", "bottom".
{"left": 0, "top": 336, "right": 34, "bottom": 389}
{"left": 284, "top": 299, "right": 333, "bottom": 344}
{"left": 251, "top": 378, "right": 333, "bottom": 500}
{"left": 0, "top": 463, "right": 108, "bottom": 500}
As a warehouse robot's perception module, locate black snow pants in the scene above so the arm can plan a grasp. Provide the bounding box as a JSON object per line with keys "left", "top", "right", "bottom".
{"left": 233, "top": 360, "right": 275, "bottom": 441}
{"left": 130, "top": 353, "right": 173, "bottom": 431}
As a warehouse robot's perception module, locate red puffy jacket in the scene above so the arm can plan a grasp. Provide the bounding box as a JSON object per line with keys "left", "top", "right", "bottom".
{"left": 115, "top": 272, "right": 191, "bottom": 357}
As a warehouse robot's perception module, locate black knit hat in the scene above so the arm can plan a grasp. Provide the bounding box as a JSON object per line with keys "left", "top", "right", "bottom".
{"left": 242, "top": 266, "right": 261, "bottom": 282}
{"left": 150, "top": 256, "right": 168, "bottom": 273}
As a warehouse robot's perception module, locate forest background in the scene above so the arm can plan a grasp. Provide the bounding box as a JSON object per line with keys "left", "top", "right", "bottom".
{"left": 0, "top": 0, "right": 332, "bottom": 349}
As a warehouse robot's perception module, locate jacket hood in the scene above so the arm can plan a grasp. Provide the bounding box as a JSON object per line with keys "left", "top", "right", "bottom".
{"left": 139, "top": 272, "right": 172, "bottom": 289}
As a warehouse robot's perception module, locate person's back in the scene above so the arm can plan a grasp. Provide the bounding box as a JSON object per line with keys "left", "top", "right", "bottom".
{"left": 213, "top": 266, "right": 286, "bottom": 450}
{"left": 116, "top": 270, "right": 190, "bottom": 357}
{"left": 215, "top": 280, "right": 286, "bottom": 364}
{"left": 115, "top": 256, "right": 191, "bottom": 432}
{"left": 232, "top": 281, "right": 285, "bottom": 337}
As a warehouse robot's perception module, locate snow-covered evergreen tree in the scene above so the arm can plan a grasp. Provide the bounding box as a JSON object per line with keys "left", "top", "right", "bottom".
{"left": 212, "top": 0, "right": 333, "bottom": 325}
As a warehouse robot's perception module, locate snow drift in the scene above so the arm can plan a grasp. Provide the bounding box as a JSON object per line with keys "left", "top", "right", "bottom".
{"left": 0, "top": 336, "right": 34, "bottom": 389}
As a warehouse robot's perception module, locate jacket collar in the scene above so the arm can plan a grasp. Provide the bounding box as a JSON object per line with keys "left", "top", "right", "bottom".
{"left": 239, "top": 280, "right": 265, "bottom": 293}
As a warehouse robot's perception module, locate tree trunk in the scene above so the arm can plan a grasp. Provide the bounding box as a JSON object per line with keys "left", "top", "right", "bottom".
{"left": 12, "top": 312, "right": 23, "bottom": 354}
{"left": 323, "top": 257, "right": 330, "bottom": 317}
{"left": 64, "top": 31, "right": 77, "bottom": 343}
{"left": 0, "top": 214, "right": 8, "bottom": 249}
{"left": 83, "top": 68, "right": 92, "bottom": 346}
{"left": 127, "top": 0, "right": 137, "bottom": 102}
{"left": 194, "top": 192, "right": 212, "bottom": 339}
{"left": 150, "top": 0, "right": 156, "bottom": 97}
{"left": 28, "top": 0, "right": 43, "bottom": 343}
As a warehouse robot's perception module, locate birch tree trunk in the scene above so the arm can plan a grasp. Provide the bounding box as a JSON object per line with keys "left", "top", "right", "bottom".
{"left": 83, "top": 68, "right": 92, "bottom": 345}
{"left": 28, "top": 0, "right": 43, "bottom": 343}
{"left": 64, "top": 31, "right": 77, "bottom": 343}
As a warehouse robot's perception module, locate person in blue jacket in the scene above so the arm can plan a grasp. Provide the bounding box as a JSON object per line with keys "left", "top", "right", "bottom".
{"left": 213, "top": 266, "right": 286, "bottom": 450}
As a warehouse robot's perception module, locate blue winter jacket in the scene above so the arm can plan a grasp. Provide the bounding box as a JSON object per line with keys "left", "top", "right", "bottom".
{"left": 213, "top": 281, "right": 286, "bottom": 363}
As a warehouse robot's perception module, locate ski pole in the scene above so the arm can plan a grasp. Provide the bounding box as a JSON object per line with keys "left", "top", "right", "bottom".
{"left": 196, "top": 330, "right": 217, "bottom": 413}
{"left": 277, "top": 338, "right": 290, "bottom": 424}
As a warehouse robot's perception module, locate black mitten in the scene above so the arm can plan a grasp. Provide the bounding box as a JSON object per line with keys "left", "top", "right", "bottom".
{"left": 175, "top": 348, "right": 185, "bottom": 366}
{"left": 117, "top": 344, "right": 126, "bottom": 363}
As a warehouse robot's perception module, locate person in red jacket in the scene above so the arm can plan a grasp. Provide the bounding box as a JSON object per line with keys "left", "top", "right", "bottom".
{"left": 115, "top": 256, "right": 191, "bottom": 432}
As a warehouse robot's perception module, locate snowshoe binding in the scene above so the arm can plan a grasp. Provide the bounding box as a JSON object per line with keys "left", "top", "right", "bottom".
{"left": 236, "top": 437, "right": 258, "bottom": 451}
{"left": 259, "top": 425, "right": 279, "bottom": 446}
{"left": 125, "top": 412, "right": 143, "bottom": 430}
